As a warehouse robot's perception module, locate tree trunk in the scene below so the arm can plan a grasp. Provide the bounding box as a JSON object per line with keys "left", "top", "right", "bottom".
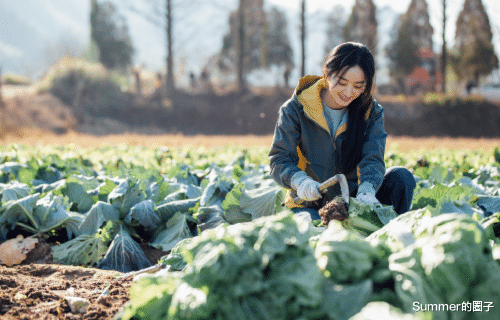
{"left": 237, "top": 0, "right": 245, "bottom": 93}
{"left": 441, "top": 0, "right": 447, "bottom": 93}
{"left": 300, "top": 0, "right": 306, "bottom": 78}
{"left": 166, "top": 0, "right": 175, "bottom": 97}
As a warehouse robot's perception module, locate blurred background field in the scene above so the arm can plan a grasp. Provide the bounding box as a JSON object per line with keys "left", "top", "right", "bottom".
{"left": 1, "top": 0, "right": 500, "bottom": 151}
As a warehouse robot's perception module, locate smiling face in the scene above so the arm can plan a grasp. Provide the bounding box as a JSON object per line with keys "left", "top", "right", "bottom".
{"left": 323, "top": 66, "right": 366, "bottom": 110}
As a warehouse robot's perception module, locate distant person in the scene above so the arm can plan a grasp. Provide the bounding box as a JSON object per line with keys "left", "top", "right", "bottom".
{"left": 153, "top": 72, "right": 163, "bottom": 106}
{"left": 132, "top": 67, "right": 142, "bottom": 96}
{"left": 269, "top": 42, "right": 416, "bottom": 221}
{"left": 283, "top": 67, "right": 290, "bottom": 89}
{"left": 189, "top": 72, "right": 196, "bottom": 89}
{"left": 200, "top": 68, "right": 213, "bottom": 93}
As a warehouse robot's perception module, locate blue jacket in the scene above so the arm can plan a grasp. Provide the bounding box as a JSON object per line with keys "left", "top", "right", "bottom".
{"left": 268, "top": 75, "right": 387, "bottom": 209}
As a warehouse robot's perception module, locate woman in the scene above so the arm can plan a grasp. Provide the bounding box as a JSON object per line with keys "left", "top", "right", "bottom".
{"left": 269, "top": 42, "right": 415, "bottom": 221}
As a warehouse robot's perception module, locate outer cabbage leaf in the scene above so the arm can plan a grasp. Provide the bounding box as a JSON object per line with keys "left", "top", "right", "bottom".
{"left": 33, "top": 165, "right": 63, "bottom": 185}
{"left": 199, "top": 176, "right": 233, "bottom": 208}
{"left": 389, "top": 245, "right": 447, "bottom": 317}
{"left": 150, "top": 212, "right": 193, "bottom": 252}
{"left": 222, "top": 184, "right": 286, "bottom": 222}
{"left": 320, "top": 279, "right": 374, "bottom": 320}
{"left": 155, "top": 197, "right": 200, "bottom": 222}
{"left": 315, "top": 220, "right": 390, "bottom": 283}
{"left": 412, "top": 182, "right": 474, "bottom": 211}
{"left": 480, "top": 212, "right": 500, "bottom": 241}
{"left": 195, "top": 205, "right": 226, "bottom": 232}
{"left": 63, "top": 179, "right": 94, "bottom": 213}
{"left": 171, "top": 165, "right": 199, "bottom": 186}
{"left": 0, "top": 181, "right": 31, "bottom": 203}
{"left": 221, "top": 183, "right": 252, "bottom": 224}
{"left": 267, "top": 247, "right": 324, "bottom": 308}
{"left": 367, "top": 208, "right": 432, "bottom": 252}
{"left": 347, "top": 198, "right": 397, "bottom": 236}
{"left": 147, "top": 179, "right": 170, "bottom": 204}
{"left": 94, "top": 178, "right": 117, "bottom": 202}
{"left": 125, "top": 199, "right": 160, "bottom": 229}
{"left": 414, "top": 214, "right": 492, "bottom": 304}
{"left": 0, "top": 162, "right": 29, "bottom": 177}
{"left": 97, "top": 226, "right": 152, "bottom": 272}
{"left": 388, "top": 213, "right": 500, "bottom": 318}
{"left": 20, "top": 193, "right": 84, "bottom": 237}
{"left": 78, "top": 201, "right": 120, "bottom": 235}
{"left": 120, "top": 274, "right": 182, "bottom": 320}
{"left": 159, "top": 238, "right": 193, "bottom": 271}
{"left": 239, "top": 185, "right": 286, "bottom": 219}
{"left": 476, "top": 195, "right": 500, "bottom": 217}
{"left": 108, "top": 179, "right": 146, "bottom": 217}
{"left": 427, "top": 166, "right": 460, "bottom": 185}
{"left": 51, "top": 232, "right": 109, "bottom": 266}
{"left": 0, "top": 193, "right": 40, "bottom": 228}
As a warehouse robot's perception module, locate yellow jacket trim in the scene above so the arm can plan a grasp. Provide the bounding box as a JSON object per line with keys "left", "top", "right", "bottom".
{"left": 296, "top": 76, "right": 330, "bottom": 134}
{"left": 284, "top": 146, "right": 308, "bottom": 208}
{"left": 334, "top": 122, "right": 348, "bottom": 140}
{"left": 284, "top": 190, "right": 304, "bottom": 209}
{"left": 296, "top": 146, "right": 308, "bottom": 171}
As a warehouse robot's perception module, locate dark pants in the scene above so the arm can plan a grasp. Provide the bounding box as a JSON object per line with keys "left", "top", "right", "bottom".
{"left": 375, "top": 166, "right": 416, "bottom": 215}
{"left": 292, "top": 166, "right": 416, "bottom": 220}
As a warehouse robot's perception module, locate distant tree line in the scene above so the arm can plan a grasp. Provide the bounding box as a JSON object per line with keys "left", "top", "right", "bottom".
{"left": 88, "top": 0, "right": 498, "bottom": 96}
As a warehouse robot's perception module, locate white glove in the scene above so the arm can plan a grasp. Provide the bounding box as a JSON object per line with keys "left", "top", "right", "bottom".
{"left": 291, "top": 171, "right": 322, "bottom": 201}
{"left": 356, "top": 193, "right": 379, "bottom": 205}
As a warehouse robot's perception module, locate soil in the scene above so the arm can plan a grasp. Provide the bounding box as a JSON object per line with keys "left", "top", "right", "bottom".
{"left": 0, "top": 237, "right": 168, "bottom": 320}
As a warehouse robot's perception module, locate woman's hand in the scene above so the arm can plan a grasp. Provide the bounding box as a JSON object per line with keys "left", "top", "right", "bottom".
{"left": 297, "top": 179, "right": 322, "bottom": 201}
{"left": 356, "top": 193, "right": 379, "bottom": 205}
{"left": 291, "top": 171, "right": 322, "bottom": 201}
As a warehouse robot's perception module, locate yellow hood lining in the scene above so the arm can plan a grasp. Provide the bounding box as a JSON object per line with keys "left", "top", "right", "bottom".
{"left": 296, "top": 76, "right": 330, "bottom": 134}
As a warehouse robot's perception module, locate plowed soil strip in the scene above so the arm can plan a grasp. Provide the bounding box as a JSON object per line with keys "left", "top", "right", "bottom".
{"left": 2, "top": 132, "right": 500, "bottom": 152}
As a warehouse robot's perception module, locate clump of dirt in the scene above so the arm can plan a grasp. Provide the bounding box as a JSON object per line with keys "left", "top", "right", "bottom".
{"left": 318, "top": 197, "right": 349, "bottom": 228}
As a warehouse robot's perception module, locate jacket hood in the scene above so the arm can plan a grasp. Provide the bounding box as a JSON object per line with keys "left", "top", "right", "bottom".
{"left": 294, "top": 75, "right": 330, "bottom": 133}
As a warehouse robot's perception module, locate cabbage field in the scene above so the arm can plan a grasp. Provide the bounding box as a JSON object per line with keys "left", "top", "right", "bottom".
{"left": 1, "top": 144, "right": 500, "bottom": 319}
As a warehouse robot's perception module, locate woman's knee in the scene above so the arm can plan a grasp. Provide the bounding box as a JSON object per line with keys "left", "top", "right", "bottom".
{"left": 386, "top": 166, "right": 416, "bottom": 189}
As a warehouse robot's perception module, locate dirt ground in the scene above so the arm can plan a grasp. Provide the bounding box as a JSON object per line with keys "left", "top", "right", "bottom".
{"left": 2, "top": 130, "right": 500, "bottom": 152}
{"left": 0, "top": 237, "right": 167, "bottom": 320}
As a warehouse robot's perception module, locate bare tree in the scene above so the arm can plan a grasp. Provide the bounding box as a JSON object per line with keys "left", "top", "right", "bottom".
{"left": 237, "top": 0, "right": 245, "bottom": 93}
{"left": 300, "top": 0, "right": 306, "bottom": 77}
{"left": 441, "top": 0, "right": 447, "bottom": 93}
{"left": 166, "top": 0, "right": 174, "bottom": 96}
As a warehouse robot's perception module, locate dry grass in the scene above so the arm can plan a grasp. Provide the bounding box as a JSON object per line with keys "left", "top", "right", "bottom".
{"left": 1, "top": 130, "right": 499, "bottom": 153}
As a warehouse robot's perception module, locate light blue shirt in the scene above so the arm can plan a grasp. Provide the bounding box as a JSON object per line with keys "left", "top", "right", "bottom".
{"left": 322, "top": 100, "right": 375, "bottom": 196}
{"left": 322, "top": 101, "right": 347, "bottom": 136}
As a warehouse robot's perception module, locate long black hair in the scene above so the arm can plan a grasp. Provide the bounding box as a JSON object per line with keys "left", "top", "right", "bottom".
{"left": 322, "top": 42, "right": 375, "bottom": 175}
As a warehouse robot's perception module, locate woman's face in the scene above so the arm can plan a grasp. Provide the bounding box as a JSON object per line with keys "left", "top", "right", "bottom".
{"left": 324, "top": 66, "right": 366, "bottom": 109}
